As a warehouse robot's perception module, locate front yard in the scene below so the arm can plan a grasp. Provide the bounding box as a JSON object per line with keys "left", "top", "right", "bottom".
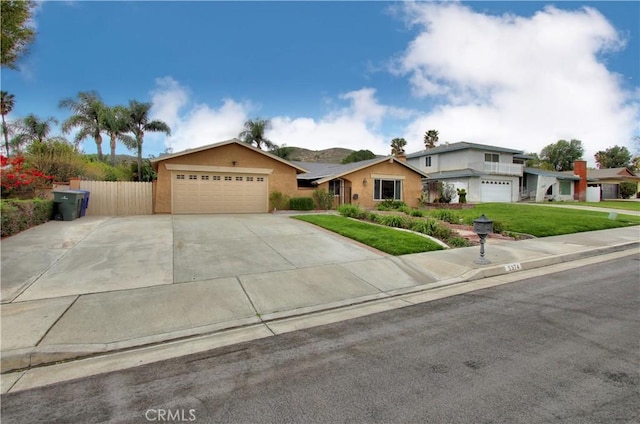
{"left": 294, "top": 203, "right": 640, "bottom": 254}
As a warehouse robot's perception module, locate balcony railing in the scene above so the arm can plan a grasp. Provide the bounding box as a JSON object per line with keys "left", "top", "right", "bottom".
{"left": 470, "top": 162, "right": 523, "bottom": 176}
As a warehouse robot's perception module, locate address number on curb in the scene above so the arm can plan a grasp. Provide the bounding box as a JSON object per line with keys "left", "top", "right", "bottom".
{"left": 504, "top": 263, "right": 522, "bottom": 272}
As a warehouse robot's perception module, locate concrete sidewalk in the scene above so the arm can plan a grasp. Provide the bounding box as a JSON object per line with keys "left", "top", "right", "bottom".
{"left": 1, "top": 215, "right": 639, "bottom": 393}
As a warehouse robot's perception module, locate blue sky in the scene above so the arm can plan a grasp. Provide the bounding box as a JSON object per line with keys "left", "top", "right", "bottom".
{"left": 3, "top": 1, "right": 639, "bottom": 166}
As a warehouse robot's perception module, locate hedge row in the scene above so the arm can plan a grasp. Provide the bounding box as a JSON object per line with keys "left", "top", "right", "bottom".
{"left": 1, "top": 198, "right": 54, "bottom": 238}
{"left": 290, "top": 197, "right": 315, "bottom": 211}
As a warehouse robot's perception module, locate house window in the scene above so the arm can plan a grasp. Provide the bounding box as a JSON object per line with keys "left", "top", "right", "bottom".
{"left": 329, "top": 180, "right": 341, "bottom": 196}
{"left": 374, "top": 179, "right": 402, "bottom": 200}
{"left": 176, "top": 174, "right": 185, "bottom": 180}
{"left": 484, "top": 153, "right": 499, "bottom": 163}
{"left": 425, "top": 156, "right": 432, "bottom": 167}
{"left": 560, "top": 181, "right": 571, "bottom": 195}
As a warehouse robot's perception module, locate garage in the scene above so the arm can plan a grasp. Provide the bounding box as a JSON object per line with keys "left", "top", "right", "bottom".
{"left": 480, "top": 179, "right": 512, "bottom": 202}
{"left": 172, "top": 171, "right": 268, "bottom": 214}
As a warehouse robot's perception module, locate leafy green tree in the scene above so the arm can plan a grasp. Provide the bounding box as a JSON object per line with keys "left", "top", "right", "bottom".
{"left": 19, "top": 114, "right": 58, "bottom": 143}
{"left": 1, "top": 91, "right": 16, "bottom": 155}
{"left": 619, "top": 182, "right": 637, "bottom": 199}
{"left": 424, "top": 129, "right": 439, "bottom": 149}
{"left": 102, "top": 105, "right": 135, "bottom": 167}
{"left": 0, "top": 0, "right": 36, "bottom": 70}
{"left": 270, "top": 144, "right": 294, "bottom": 160}
{"left": 540, "top": 139, "right": 584, "bottom": 171}
{"left": 594, "top": 145, "right": 632, "bottom": 169}
{"left": 123, "top": 100, "right": 171, "bottom": 181}
{"left": 24, "top": 138, "right": 85, "bottom": 182}
{"left": 239, "top": 118, "right": 275, "bottom": 150}
{"left": 59, "top": 91, "right": 107, "bottom": 161}
{"left": 341, "top": 149, "right": 376, "bottom": 164}
{"left": 390, "top": 137, "right": 407, "bottom": 156}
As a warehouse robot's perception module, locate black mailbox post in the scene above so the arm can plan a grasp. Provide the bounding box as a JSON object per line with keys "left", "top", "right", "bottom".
{"left": 473, "top": 214, "right": 493, "bottom": 265}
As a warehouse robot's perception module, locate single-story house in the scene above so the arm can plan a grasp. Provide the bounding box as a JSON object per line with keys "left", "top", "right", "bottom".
{"left": 521, "top": 167, "right": 580, "bottom": 202}
{"left": 150, "top": 139, "right": 428, "bottom": 214}
{"left": 583, "top": 167, "right": 640, "bottom": 199}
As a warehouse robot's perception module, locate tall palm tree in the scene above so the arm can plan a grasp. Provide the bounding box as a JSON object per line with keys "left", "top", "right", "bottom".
{"left": 424, "top": 129, "right": 439, "bottom": 149}
{"left": 239, "top": 118, "right": 275, "bottom": 150}
{"left": 1, "top": 91, "right": 15, "bottom": 156}
{"left": 20, "top": 114, "right": 58, "bottom": 143}
{"left": 59, "top": 91, "right": 106, "bottom": 161}
{"left": 123, "top": 100, "right": 171, "bottom": 181}
{"left": 390, "top": 137, "right": 407, "bottom": 156}
{"left": 102, "top": 105, "right": 134, "bottom": 167}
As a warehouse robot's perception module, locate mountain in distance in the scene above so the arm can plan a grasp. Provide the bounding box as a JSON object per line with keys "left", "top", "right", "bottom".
{"left": 287, "top": 147, "right": 355, "bottom": 164}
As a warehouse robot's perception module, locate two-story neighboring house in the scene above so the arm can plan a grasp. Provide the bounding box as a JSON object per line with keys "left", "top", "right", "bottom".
{"left": 406, "top": 142, "right": 525, "bottom": 203}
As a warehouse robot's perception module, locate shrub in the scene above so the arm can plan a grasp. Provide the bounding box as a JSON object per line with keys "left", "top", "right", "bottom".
{"left": 619, "top": 182, "right": 637, "bottom": 199}
{"left": 376, "top": 214, "right": 410, "bottom": 228}
{"left": 313, "top": 189, "right": 334, "bottom": 210}
{"left": 430, "top": 209, "right": 461, "bottom": 223}
{"left": 1, "top": 155, "right": 54, "bottom": 199}
{"left": 1, "top": 198, "right": 54, "bottom": 237}
{"left": 269, "top": 191, "right": 290, "bottom": 211}
{"left": 447, "top": 237, "right": 471, "bottom": 248}
{"left": 366, "top": 211, "right": 378, "bottom": 222}
{"left": 456, "top": 188, "right": 467, "bottom": 203}
{"left": 410, "top": 219, "right": 439, "bottom": 236}
{"left": 433, "top": 225, "right": 453, "bottom": 240}
{"left": 290, "top": 197, "right": 315, "bottom": 211}
{"left": 492, "top": 220, "right": 504, "bottom": 234}
{"left": 438, "top": 182, "right": 457, "bottom": 203}
{"left": 376, "top": 199, "right": 407, "bottom": 210}
{"left": 337, "top": 204, "right": 364, "bottom": 218}
{"left": 409, "top": 208, "right": 425, "bottom": 217}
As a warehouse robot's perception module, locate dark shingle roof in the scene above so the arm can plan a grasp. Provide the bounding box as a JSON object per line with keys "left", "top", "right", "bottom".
{"left": 406, "top": 141, "right": 523, "bottom": 159}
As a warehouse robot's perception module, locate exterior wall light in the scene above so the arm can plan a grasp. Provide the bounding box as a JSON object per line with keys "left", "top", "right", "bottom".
{"left": 473, "top": 214, "right": 493, "bottom": 265}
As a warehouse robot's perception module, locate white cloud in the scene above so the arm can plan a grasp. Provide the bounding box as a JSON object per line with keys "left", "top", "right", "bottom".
{"left": 148, "top": 77, "right": 251, "bottom": 153}
{"left": 396, "top": 3, "right": 639, "bottom": 165}
{"left": 148, "top": 82, "right": 413, "bottom": 156}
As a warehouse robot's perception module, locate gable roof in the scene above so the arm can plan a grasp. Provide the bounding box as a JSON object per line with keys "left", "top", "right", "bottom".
{"left": 524, "top": 167, "right": 580, "bottom": 181}
{"left": 292, "top": 156, "right": 429, "bottom": 184}
{"left": 406, "top": 141, "right": 523, "bottom": 159}
{"left": 150, "top": 138, "right": 308, "bottom": 173}
{"left": 586, "top": 167, "right": 639, "bottom": 180}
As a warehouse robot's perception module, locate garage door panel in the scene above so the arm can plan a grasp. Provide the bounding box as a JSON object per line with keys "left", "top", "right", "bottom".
{"left": 172, "top": 172, "right": 268, "bottom": 214}
{"left": 480, "top": 180, "right": 512, "bottom": 202}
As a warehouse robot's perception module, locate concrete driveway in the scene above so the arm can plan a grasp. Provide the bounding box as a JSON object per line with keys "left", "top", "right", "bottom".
{"left": 2, "top": 214, "right": 391, "bottom": 304}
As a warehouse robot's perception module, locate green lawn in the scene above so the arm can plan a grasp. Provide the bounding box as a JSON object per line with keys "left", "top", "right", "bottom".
{"left": 442, "top": 203, "right": 640, "bottom": 237}
{"left": 576, "top": 201, "right": 640, "bottom": 211}
{"left": 292, "top": 215, "right": 444, "bottom": 255}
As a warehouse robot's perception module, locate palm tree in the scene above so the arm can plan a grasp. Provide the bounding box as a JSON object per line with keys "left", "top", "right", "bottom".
{"left": 239, "top": 118, "right": 275, "bottom": 150}
{"left": 390, "top": 137, "right": 407, "bottom": 156}
{"left": 20, "top": 114, "right": 58, "bottom": 143}
{"left": 123, "top": 100, "right": 171, "bottom": 181}
{"left": 1, "top": 91, "right": 15, "bottom": 156}
{"left": 424, "top": 130, "right": 439, "bottom": 149}
{"left": 102, "top": 105, "right": 134, "bottom": 167}
{"left": 59, "top": 91, "right": 106, "bottom": 161}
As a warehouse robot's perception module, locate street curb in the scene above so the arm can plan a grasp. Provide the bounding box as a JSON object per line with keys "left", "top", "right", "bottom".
{"left": 2, "top": 241, "right": 638, "bottom": 374}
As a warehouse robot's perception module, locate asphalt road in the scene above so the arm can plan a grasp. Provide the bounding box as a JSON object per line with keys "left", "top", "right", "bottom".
{"left": 2, "top": 255, "right": 639, "bottom": 424}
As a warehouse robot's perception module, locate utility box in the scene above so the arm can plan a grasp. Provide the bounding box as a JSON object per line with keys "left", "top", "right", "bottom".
{"left": 52, "top": 190, "right": 85, "bottom": 221}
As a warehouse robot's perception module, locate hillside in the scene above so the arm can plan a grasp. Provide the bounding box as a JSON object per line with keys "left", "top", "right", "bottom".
{"left": 288, "top": 147, "right": 355, "bottom": 164}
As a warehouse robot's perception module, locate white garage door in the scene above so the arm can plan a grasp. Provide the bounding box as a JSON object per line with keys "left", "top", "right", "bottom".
{"left": 480, "top": 180, "right": 512, "bottom": 202}
{"left": 172, "top": 172, "right": 268, "bottom": 214}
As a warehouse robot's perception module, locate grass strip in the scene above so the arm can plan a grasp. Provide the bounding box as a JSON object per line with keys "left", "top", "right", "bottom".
{"left": 444, "top": 203, "right": 640, "bottom": 237}
{"left": 292, "top": 214, "right": 444, "bottom": 255}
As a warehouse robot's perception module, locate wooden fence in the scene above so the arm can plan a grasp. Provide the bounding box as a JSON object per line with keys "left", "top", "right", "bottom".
{"left": 79, "top": 181, "right": 153, "bottom": 216}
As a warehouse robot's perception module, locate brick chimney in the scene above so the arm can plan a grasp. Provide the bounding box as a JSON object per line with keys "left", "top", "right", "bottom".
{"left": 574, "top": 160, "right": 587, "bottom": 201}
{"left": 395, "top": 153, "right": 407, "bottom": 162}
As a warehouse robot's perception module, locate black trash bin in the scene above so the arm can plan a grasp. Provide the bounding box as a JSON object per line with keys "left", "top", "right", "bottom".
{"left": 52, "top": 190, "right": 85, "bottom": 221}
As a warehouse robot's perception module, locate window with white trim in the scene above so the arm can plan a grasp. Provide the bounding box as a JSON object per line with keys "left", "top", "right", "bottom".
{"left": 560, "top": 181, "right": 571, "bottom": 195}
{"left": 374, "top": 179, "right": 402, "bottom": 200}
